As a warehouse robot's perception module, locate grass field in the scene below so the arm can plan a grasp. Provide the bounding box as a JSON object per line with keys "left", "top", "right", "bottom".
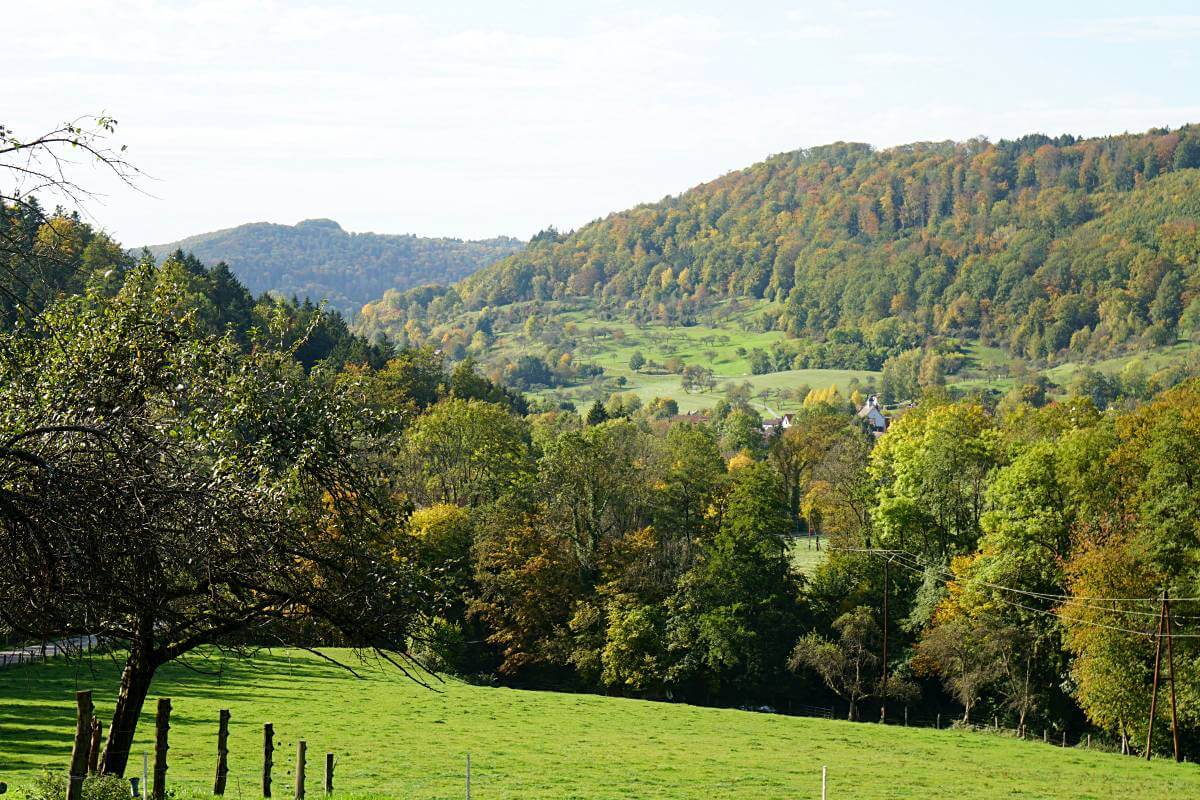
{"left": 789, "top": 536, "right": 828, "bottom": 576}
{"left": 1043, "top": 340, "right": 1200, "bottom": 385}
{"left": 491, "top": 300, "right": 881, "bottom": 413}
{"left": 4, "top": 649, "right": 1199, "bottom": 799}
{"left": 477, "top": 298, "right": 1200, "bottom": 414}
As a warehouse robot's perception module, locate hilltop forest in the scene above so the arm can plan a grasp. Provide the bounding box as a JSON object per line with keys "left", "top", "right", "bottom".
{"left": 357, "top": 126, "right": 1200, "bottom": 380}
{"left": 148, "top": 217, "right": 523, "bottom": 317}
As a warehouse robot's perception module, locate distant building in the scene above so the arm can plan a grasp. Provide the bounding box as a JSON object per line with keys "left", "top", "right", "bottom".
{"left": 762, "top": 413, "right": 794, "bottom": 437}
{"left": 857, "top": 395, "right": 888, "bottom": 435}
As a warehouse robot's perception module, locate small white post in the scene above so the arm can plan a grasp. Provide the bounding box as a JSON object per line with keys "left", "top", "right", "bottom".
{"left": 821, "top": 765, "right": 827, "bottom": 800}
{"left": 466, "top": 753, "right": 471, "bottom": 800}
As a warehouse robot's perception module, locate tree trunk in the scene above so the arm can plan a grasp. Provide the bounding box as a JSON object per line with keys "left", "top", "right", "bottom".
{"left": 101, "top": 648, "right": 158, "bottom": 776}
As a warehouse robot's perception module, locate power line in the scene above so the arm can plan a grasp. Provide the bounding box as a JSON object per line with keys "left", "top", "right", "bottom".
{"left": 833, "top": 545, "right": 1200, "bottom": 611}
{"left": 834, "top": 545, "right": 1200, "bottom": 638}
{"left": 887, "top": 549, "right": 1200, "bottom": 620}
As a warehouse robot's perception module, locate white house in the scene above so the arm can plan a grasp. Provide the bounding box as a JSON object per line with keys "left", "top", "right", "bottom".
{"left": 857, "top": 395, "right": 888, "bottom": 434}
{"left": 762, "top": 413, "right": 794, "bottom": 437}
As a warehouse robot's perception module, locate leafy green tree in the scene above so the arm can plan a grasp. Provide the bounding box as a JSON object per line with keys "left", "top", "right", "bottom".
{"left": 880, "top": 348, "right": 922, "bottom": 404}
{"left": 914, "top": 611, "right": 1005, "bottom": 724}
{"left": 601, "top": 601, "right": 667, "bottom": 693}
{"left": 629, "top": 351, "right": 645, "bottom": 372}
{"left": 680, "top": 364, "right": 716, "bottom": 393}
{"left": 1150, "top": 270, "right": 1184, "bottom": 334}
{"left": 748, "top": 348, "right": 773, "bottom": 374}
{"left": 539, "top": 421, "right": 649, "bottom": 576}
{"left": 1174, "top": 136, "right": 1200, "bottom": 170}
{"left": 667, "top": 464, "right": 800, "bottom": 700}
{"left": 769, "top": 406, "right": 856, "bottom": 534}
{"left": 720, "top": 406, "right": 765, "bottom": 457}
{"left": 870, "top": 400, "right": 999, "bottom": 561}
{"left": 652, "top": 424, "right": 727, "bottom": 573}
{"left": 403, "top": 397, "right": 532, "bottom": 507}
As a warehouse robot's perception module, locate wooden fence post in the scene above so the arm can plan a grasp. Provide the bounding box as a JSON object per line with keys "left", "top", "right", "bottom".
{"left": 263, "top": 723, "right": 274, "bottom": 798}
{"left": 324, "top": 753, "right": 333, "bottom": 796}
{"left": 153, "top": 698, "right": 171, "bottom": 800}
{"left": 214, "top": 709, "right": 231, "bottom": 796}
{"left": 1087, "top": 734, "right": 1091, "bottom": 749}
{"left": 1043, "top": 729, "right": 1048, "bottom": 744}
{"left": 68, "top": 690, "right": 93, "bottom": 800}
{"left": 295, "top": 740, "right": 306, "bottom": 800}
{"left": 936, "top": 713, "right": 941, "bottom": 730}
{"left": 1062, "top": 731, "right": 1067, "bottom": 748}
{"left": 87, "top": 715, "right": 102, "bottom": 774}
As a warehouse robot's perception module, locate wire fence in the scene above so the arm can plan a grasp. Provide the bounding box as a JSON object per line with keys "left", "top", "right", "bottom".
{"left": 774, "top": 701, "right": 1150, "bottom": 758}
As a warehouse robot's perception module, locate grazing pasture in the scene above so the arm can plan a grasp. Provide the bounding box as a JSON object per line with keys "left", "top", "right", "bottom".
{"left": 2, "top": 649, "right": 1197, "bottom": 799}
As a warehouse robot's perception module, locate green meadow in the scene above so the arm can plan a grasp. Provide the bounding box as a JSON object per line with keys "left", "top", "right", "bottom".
{"left": 489, "top": 300, "right": 880, "bottom": 412}
{"left": 486, "top": 299, "right": 1200, "bottom": 414}
{"left": 3, "top": 649, "right": 1198, "bottom": 799}
{"left": 789, "top": 537, "right": 829, "bottom": 577}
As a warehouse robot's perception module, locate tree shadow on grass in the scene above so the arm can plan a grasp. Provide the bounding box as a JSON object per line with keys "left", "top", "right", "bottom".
{"left": 0, "top": 648, "right": 398, "bottom": 725}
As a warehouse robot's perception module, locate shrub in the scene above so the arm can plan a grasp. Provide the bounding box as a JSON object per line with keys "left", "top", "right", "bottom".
{"left": 26, "top": 771, "right": 132, "bottom": 800}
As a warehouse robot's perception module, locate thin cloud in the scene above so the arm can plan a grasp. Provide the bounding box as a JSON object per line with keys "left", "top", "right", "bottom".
{"left": 856, "top": 52, "right": 943, "bottom": 67}
{"left": 1047, "top": 15, "right": 1200, "bottom": 43}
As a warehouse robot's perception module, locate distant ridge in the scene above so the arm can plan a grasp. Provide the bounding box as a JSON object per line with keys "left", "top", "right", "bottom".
{"left": 145, "top": 219, "right": 524, "bottom": 316}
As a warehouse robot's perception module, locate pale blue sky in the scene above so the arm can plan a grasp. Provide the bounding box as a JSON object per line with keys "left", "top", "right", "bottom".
{"left": 6, "top": 1, "right": 1200, "bottom": 246}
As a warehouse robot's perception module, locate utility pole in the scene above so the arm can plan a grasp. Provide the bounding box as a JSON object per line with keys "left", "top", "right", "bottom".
{"left": 1166, "top": 590, "right": 1181, "bottom": 763}
{"left": 880, "top": 558, "right": 889, "bottom": 723}
{"left": 1146, "top": 591, "right": 1167, "bottom": 760}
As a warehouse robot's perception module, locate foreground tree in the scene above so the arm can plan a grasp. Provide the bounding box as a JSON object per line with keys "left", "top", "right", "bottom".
{"left": 0, "top": 267, "right": 426, "bottom": 775}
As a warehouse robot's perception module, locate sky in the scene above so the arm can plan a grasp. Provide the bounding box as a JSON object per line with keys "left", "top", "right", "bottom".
{"left": 5, "top": 0, "right": 1200, "bottom": 247}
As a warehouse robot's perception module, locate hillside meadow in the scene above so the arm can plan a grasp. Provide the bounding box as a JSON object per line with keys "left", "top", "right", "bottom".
{"left": 497, "top": 300, "right": 1200, "bottom": 412}
{"left": 3, "top": 649, "right": 1197, "bottom": 800}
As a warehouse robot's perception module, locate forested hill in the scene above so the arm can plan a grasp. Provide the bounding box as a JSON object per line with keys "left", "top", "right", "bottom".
{"left": 358, "top": 126, "right": 1200, "bottom": 363}
{"left": 146, "top": 218, "right": 524, "bottom": 317}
